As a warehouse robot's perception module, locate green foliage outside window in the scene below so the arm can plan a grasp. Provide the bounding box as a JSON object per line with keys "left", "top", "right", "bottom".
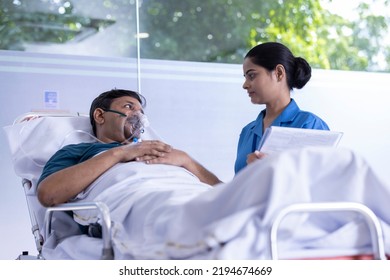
{"left": 1, "top": 0, "right": 389, "bottom": 72}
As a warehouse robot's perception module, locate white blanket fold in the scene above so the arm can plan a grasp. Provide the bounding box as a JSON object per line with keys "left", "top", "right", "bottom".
{"left": 43, "top": 147, "right": 390, "bottom": 259}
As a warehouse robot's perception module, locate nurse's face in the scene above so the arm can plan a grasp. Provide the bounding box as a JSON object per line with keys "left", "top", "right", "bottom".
{"left": 242, "top": 57, "right": 279, "bottom": 105}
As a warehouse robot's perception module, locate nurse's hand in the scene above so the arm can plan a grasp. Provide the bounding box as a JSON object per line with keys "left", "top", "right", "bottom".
{"left": 246, "top": 150, "right": 267, "bottom": 165}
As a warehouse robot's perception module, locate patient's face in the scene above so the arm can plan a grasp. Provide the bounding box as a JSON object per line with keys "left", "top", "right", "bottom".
{"left": 101, "top": 96, "right": 143, "bottom": 142}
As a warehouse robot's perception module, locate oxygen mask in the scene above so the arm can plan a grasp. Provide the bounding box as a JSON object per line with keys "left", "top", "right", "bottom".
{"left": 125, "top": 112, "right": 150, "bottom": 142}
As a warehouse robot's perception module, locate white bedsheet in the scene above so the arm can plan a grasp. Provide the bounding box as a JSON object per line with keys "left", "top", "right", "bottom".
{"left": 41, "top": 147, "right": 390, "bottom": 259}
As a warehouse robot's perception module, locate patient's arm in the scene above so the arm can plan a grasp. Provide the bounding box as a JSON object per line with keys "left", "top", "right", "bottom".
{"left": 139, "top": 148, "right": 222, "bottom": 186}
{"left": 37, "top": 140, "right": 172, "bottom": 207}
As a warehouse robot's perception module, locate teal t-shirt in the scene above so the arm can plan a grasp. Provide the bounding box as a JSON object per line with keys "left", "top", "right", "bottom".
{"left": 37, "top": 142, "right": 122, "bottom": 186}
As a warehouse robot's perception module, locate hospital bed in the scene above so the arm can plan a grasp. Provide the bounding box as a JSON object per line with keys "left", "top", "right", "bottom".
{"left": 3, "top": 112, "right": 390, "bottom": 260}
{"left": 5, "top": 112, "right": 115, "bottom": 259}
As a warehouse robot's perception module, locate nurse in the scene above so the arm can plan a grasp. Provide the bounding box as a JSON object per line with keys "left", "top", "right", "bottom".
{"left": 235, "top": 42, "right": 329, "bottom": 173}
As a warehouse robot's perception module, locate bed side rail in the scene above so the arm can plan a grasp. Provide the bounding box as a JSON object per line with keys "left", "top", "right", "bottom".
{"left": 22, "top": 179, "right": 44, "bottom": 259}
{"left": 270, "top": 202, "right": 386, "bottom": 260}
{"left": 44, "top": 201, "right": 114, "bottom": 260}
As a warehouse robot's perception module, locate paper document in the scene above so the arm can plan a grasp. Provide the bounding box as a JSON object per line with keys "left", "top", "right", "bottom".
{"left": 258, "top": 126, "right": 343, "bottom": 154}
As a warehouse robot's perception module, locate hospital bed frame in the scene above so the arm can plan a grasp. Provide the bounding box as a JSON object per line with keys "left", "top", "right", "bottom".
{"left": 11, "top": 112, "right": 114, "bottom": 260}
{"left": 270, "top": 202, "right": 386, "bottom": 260}
{"left": 19, "top": 178, "right": 114, "bottom": 260}
{"left": 8, "top": 112, "right": 388, "bottom": 260}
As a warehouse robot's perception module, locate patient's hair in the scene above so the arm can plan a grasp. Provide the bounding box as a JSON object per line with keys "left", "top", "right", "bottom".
{"left": 245, "top": 42, "right": 311, "bottom": 90}
{"left": 89, "top": 89, "right": 146, "bottom": 135}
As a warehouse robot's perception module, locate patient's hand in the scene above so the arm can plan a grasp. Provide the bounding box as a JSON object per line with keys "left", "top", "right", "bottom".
{"left": 246, "top": 151, "right": 267, "bottom": 165}
{"left": 140, "top": 148, "right": 189, "bottom": 167}
{"left": 120, "top": 140, "right": 172, "bottom": 162}
{"left": 143, "top": 148, "right": 221, "bottom": 186}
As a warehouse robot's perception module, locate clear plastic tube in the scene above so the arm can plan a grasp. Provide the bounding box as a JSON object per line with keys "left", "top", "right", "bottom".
{"left": 125, "top": 112, "right": 150, "bottom": 142}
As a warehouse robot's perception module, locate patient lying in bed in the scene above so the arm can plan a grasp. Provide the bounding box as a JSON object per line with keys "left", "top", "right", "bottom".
{"left": 37, "top": 89, "right": 221, "bottom": 208}
{"left": 35, "top": 89, "right": 390, "bottom": 260}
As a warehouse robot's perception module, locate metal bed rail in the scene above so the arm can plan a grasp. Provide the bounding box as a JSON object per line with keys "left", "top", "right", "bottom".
{"left": 21, "top": 179, "right": 44, "bottom": 259}
{"left": 44, "top": 201, "right": 114, "bottom": 260}
{"left": 270, "top": 202, "right": 386, "bottom": 260}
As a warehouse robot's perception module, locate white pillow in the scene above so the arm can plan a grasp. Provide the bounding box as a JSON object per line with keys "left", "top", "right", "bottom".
{"left": 4, "top": 115, "right": 95, "bottom": 187}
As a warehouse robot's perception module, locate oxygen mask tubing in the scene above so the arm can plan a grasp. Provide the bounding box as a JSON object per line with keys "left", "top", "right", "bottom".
{"left": 103, "top": 108, "right": 149, "bottom": 143}
{"left": 125, "top": 111, "right": 150, "bottom": 142}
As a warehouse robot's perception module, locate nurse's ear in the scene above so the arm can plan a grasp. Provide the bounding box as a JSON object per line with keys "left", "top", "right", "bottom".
{"left": 274, "top": 64, "right": 286, "bottom": 82}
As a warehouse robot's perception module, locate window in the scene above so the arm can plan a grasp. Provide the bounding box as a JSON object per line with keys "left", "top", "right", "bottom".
{"left": 1, "top": 0, "right": 389, "bottom": 71}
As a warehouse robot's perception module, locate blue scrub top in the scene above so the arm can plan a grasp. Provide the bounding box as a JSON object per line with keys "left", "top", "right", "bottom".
{"left": 234, "top": 99, "right": 329, "bottom": 174}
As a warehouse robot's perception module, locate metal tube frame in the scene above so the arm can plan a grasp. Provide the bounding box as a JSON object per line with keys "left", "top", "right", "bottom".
{"left": 22, "top": 179, "right": 44, "bottom": 259}
{"left": 270, "top": 202, "right": 386, "bottom": 260}
{"left": 44, "top": 201, "right": 114, "bottom": 260}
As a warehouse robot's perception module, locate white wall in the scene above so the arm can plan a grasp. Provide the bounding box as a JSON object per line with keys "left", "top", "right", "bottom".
{"left": 1, "top": 51, "right": 389, "bottom": 259}
{"left": 0, "top": 51, "right": 140, "bottom": 259}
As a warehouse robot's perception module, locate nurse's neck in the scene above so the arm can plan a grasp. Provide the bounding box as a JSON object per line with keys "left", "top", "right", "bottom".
{"left": 263, "top": 98, "right": 291, "bottom": 132}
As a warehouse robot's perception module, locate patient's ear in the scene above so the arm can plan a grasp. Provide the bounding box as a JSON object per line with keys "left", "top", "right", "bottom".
{"left": 94, "top": 108, "right": 105, "bottom": 125}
